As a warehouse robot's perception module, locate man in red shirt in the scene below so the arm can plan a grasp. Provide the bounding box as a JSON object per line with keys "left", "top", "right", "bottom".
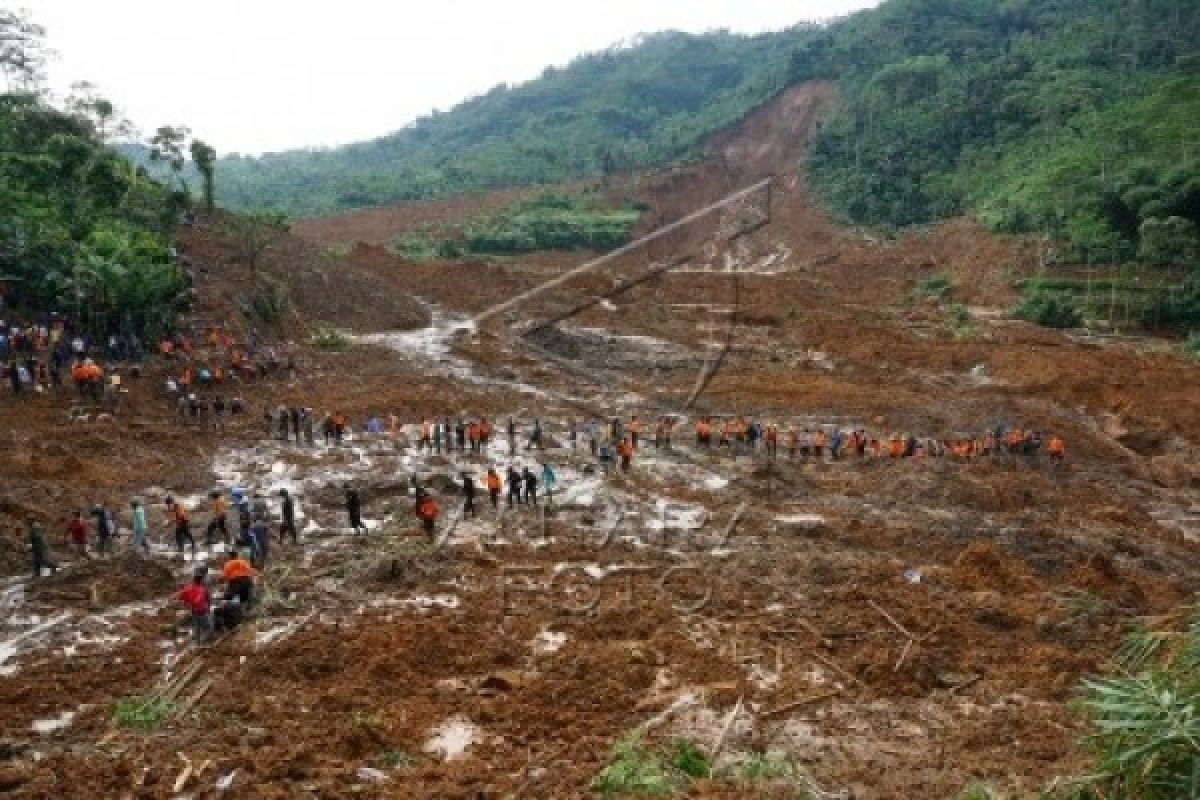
{"left": 66, "top": 511, "right": 88, "bottom": 558}
{"left": 178, "top": 573, "right": 212, "bottom": 638}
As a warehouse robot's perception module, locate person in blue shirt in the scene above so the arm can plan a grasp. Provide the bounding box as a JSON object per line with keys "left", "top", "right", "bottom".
{"left": 541, "top": 463, "right": 557, "bottom": 508}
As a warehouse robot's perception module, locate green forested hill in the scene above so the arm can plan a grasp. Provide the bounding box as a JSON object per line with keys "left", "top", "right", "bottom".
{"left": 215, "top": 0, "right": 1198, "bottom": 285}
{"left": 806, "top": 0, "right": 1200, "bottom": 270}
{"left": 213, "top": 29, "right": 807, "bottom": 217}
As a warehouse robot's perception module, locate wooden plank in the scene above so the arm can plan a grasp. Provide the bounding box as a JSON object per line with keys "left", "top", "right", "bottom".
{"left": 761, "top": 690, "right": 840, "bottom": 718}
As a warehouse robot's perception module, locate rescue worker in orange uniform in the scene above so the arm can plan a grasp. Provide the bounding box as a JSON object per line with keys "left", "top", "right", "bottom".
{"left": 485, "top": 468, "right": 502, "bottom": 510}
{"left": 417, "top": 493, "right": 440, "bottom": 537}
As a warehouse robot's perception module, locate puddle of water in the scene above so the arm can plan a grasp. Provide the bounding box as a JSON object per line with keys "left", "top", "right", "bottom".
{"left": 531, "top": 629, "right": 568, "bottom": 655}
{"left": 255, "top": 619, "right": 304, "bottom": 647}
{"left": 645, "top": 500, "right": 708, "bottom": 532}
{"left": 32, "top": 707, "right": 81, "bottom": 734}
{"left": 402, "top": 594, "right": 460, "bottom": 611}
{"left": 775, "top": 514, "right": 827, "bottom": 532}
{"left": 423, "top": 716, "right": 479, "bottom": 761}
{"left": 553, "top": 563, "right": 638, "bottom": 580}
{"left": 0, "top": 612, "right": 73, "bottom": 675}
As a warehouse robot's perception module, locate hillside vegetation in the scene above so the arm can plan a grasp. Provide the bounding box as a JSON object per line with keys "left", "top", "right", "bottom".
{"left": 214, "top": 30, "right": 805, "bottom": 217}
{"left": 808, "top": 0, "right": 1200, "bottom": 274}
{"left": 212, "top": 0, "right": 1199, "bottom": 291}
{"left": 0, "top": 12, "right": 187, "bottom": 338}
{"left": 394, "top": 193, "right": 645, "bottom": 260}
{"left": 0, "top": 92, "right": 187, "bottom": 337}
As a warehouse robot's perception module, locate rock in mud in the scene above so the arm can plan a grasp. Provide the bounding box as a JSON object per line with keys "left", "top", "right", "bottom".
{"left": 774, "top": 513, "right": 826, "bottom": 534}
{"left": 1149, "top": 455, "right": 1197, "bottom": 489}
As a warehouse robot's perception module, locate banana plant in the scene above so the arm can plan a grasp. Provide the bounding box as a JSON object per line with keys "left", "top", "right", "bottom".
{"left": 1070, "top": 608, "right": 1200, "bottom": 799}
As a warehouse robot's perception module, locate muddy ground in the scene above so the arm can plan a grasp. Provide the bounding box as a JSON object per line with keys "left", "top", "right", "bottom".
{"left": 1, "top": 81, "right": 1198, "bottom": 799}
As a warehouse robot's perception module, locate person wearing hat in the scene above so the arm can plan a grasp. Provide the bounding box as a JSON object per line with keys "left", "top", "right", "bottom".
{"left": 130, "top": 498, "right": 149, "bottom": 556}
{"left": 29, "top": 519, "right": 57, "bottom": 577}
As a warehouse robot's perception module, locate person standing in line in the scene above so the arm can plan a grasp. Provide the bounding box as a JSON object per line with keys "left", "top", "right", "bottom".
{"left": 29, "top": 520, "right": 57, "bottom": 577}
{"left": 522, "top": 467, "right": 539, "bottom": 507}
{"left": 345, "top": 485, "right": 366, "bottom": 535}
{"left": 506, "top": 466, "right": 522, "bottom": 509}
{"left": 461, "top": 472, "right": 477, "bottom": 518}
{"left": 249, "top": 517, "right": 270, "bottom": 568}
{"left": 486, "top": 468, "right": 502, "bottom": 511}
{"left": 130, "top": 498, "right": 149, "bottom": 557}
{"left": 67, "top": 510, "right": 88, "bottom": 558}
{"left": 206, "top": 490, "right": 229, "bottom": 547}
{"left": 542, "top": 463, "right": 557, "bottom": 508}
{"left": 279, "top": 488, "right": 298, "bottom": 545}
{"left": 618, "top": 437, "right": 634, "bottom": 472}
{"left": 92, "top": 504, "right": 114, "bottom": 555}
{"left": 166, "top": 497, "right": 197, "bottom": 558}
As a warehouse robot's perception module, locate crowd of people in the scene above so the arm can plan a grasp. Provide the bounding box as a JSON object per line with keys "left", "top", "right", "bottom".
{"left": 1, "top": 316, "right": 139, "bottom": 407}
{"left": 19, "top": 355, "right": 1072, "bottom": 650}
{"left": 688, "top": 417, "right": 1067, "bottom": 464}
{"left": 163, "top": 327, "right": 292, "bottom": 431}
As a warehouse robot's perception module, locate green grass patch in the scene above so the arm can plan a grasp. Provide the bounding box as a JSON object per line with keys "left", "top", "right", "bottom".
{"left": 238, "top": 285, "right": 289, "bottom": 328}
{"left": 113, "top": 695, "right": 177, "bottom": 730}
{"left": 1014, "top": 290, "right": 1084, "bottom": 329}
{"left": 917, "top": 274, "right": 953, "bottom": 300}
{"left": 309, "top": 324, "right": 353, "bottom": 351}
{"left": 593, "top": 733, "right": 680, "bottom": 796}
{"left": 378, "top": 749, "right": 414, "bottom": 769}
{"left": 463, "top": 193, "right": 642, "bottom": 255}
{"left": 957, "top": 784, "right": 999, "bottom": 800}
{"left": 1184, "top": 333, "right": 1200, "bottom": 360}
{"left": 593, "top": 733, "right": 823, "bottom": 797}
{"left": 390, "top": 232, "right": 452, "bottom": 261}
{"left": 669, "top": 737, "right": 711, "bottom": 779}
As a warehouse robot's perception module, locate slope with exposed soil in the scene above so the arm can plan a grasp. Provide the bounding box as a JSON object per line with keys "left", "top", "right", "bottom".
{"left": 1, "top": 82, "right": 1197, "bottom": 800}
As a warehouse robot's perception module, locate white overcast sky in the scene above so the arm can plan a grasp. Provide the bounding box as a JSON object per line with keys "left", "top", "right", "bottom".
{"left": 31, "top": 0, "right": 879, "bottom": 156}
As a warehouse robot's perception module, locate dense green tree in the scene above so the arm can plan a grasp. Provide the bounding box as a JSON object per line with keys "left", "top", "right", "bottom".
{"left": 807, "top": 0, "right": 1200, "bottom": 274}
{"left": 190, "top": 139, "right": 217, "bottom": 212}
{"left": 0, "top": 9, "right": 46, "bottom": 89}
{"left": 149, "top": 125, "right": 191, "bottom": 192}
{"left": 0, "top": 12, "right": 186, "bottom": 338}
